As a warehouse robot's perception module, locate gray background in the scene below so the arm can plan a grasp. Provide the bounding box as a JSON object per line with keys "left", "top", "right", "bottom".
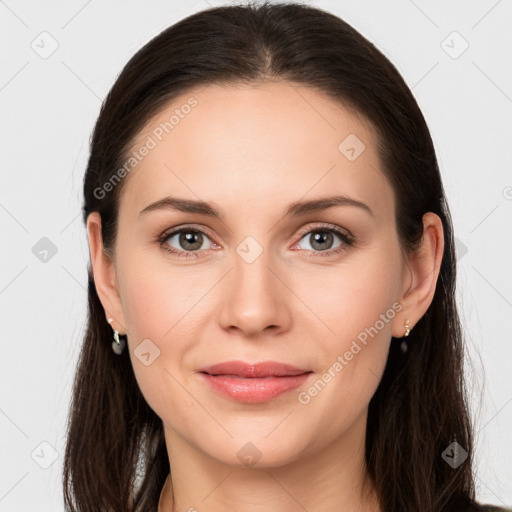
{"left": 1, "top": 0, "right": 511, "bottom": 509}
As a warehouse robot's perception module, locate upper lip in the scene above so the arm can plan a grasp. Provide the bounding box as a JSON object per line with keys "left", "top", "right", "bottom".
{"left": 197, "top": 360, "right": 311, "bottom": 378}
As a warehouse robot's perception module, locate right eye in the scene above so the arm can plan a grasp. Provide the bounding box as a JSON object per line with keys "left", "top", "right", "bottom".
{"left": 159, "top": 226, "right": 219, "bottom": 259}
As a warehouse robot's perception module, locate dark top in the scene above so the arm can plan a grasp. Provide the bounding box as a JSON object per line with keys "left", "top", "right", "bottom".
{"left": 474, "top": 504, "right": 511, "bottom": 511}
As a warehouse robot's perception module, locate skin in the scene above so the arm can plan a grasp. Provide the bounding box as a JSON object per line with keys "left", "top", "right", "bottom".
{"left": 87, "top": 81, "right": 444, "bottom": 512}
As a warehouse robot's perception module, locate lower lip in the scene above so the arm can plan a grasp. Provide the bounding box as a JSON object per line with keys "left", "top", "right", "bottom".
{"left": 198, "top": 372, "right": 312, "bottom": 403}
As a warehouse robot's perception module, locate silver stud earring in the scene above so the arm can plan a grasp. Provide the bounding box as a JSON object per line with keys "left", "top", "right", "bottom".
{"left": 108, "top": 317, "right": 126, "bottom": 355}
{"left": 400, "top": 319, "right": 411, "bottom": 354}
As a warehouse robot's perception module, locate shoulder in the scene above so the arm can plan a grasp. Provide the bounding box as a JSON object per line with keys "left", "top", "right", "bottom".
{"left": 471, "top": 504, "right": 512, "bottom": 512}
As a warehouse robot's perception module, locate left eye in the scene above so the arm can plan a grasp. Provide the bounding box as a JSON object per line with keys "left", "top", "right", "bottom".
{"left": 295, "top": 228, "right": 344, "bottom": 252}
{"left": 291, "top": 226, "right": 354, "bottom": 258}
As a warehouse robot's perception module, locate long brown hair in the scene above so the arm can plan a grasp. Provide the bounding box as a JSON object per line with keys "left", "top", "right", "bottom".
{"left": 64, "top": 2, "right": 483, "bottom": 510}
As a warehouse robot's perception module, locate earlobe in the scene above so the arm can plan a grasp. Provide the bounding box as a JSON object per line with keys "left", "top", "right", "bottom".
{"left": 393, "top": 212, "right": 445, "bottom": 338}
{"left": 86, "top": 212, "right": 126, "bottom": 333}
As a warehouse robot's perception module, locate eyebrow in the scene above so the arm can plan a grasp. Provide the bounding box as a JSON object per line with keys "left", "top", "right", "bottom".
{"left": 138, "top": 194, "right": 374, "bottom": 219}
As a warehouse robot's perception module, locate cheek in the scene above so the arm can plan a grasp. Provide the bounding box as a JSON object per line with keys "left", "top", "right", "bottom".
{"left": 117, "top": 267, "right": 197, "bottom": 422}
{"left": 291, "top": 254, "right": 400, "bottom": 403}
{"left": 118, "top": 257, "right": 205, "bottom": 343}
{"left": 294, "top": 256, "right": 400, "bottom": 342}
{"left": 115, "top": 255, "right": 213, "bottom": 394}
{"left": 293, "top": 265, "right": 397, "bottom": 444}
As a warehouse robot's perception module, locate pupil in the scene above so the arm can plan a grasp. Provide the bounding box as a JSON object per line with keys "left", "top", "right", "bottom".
{"left": 312, "top": 231, "right": 332, "bottom": 250}
{"left": 180, "top": 231, "right": 202, "bottom": 250}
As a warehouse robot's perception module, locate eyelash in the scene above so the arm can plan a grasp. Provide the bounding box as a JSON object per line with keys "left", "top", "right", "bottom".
{"left": 157, "top": 223, "right": 355, "bottom": 260}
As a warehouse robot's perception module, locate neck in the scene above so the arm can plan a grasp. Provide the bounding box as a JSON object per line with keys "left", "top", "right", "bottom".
{"left": 158, "top": 409, "right": 380, "bottom": 512}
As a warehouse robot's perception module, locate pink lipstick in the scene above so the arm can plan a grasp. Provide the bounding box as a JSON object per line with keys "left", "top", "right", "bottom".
{"left": 197, "top": 360, "right": 312, "bottom": 403}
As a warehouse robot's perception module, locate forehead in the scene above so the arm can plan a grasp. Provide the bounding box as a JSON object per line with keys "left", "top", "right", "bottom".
{"left": 119, "top": 81, "right": 393, "bottom": 223}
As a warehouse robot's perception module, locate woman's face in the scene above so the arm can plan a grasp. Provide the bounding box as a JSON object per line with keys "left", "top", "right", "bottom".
{"left": 91, "top": 81, "right": 413, "bottom": 468}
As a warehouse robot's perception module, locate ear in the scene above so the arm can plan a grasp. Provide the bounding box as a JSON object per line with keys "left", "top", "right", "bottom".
{"left": 392, "top": 212, "right": 445, "bottom": 338}
{"left": 86, "top": 212, "right": 127, "bottom": 334}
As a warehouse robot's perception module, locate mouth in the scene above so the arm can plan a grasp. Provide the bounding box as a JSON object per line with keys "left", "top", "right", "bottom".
{"left": 196, "top": 361, "right": 313, "bottom": 403}
{"left": 201, "top": 373, "right": 305, "bottom": 378}
{"left": 197, "top": 360, "right": 311, "bottom": 378}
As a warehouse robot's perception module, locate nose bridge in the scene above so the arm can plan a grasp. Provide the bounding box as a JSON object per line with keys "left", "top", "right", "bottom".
{"left": 219, "top": 234, "right": 290, "bottom": 334}
{"left": 235, "top": 243, "right": 274, "bottom": 293}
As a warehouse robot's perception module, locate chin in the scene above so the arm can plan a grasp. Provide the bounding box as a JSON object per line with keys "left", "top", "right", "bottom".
{"left": 204, "top": 436, "right": 307, "bottom": 470}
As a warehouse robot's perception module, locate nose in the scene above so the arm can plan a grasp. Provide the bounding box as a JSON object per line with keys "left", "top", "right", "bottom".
{"left": 218, "top": 248, "right": 292, "bottom": 337}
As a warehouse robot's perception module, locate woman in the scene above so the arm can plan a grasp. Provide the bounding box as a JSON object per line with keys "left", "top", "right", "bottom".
{"left": 63, "top": 2, "right": 510, "bottom": 511}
